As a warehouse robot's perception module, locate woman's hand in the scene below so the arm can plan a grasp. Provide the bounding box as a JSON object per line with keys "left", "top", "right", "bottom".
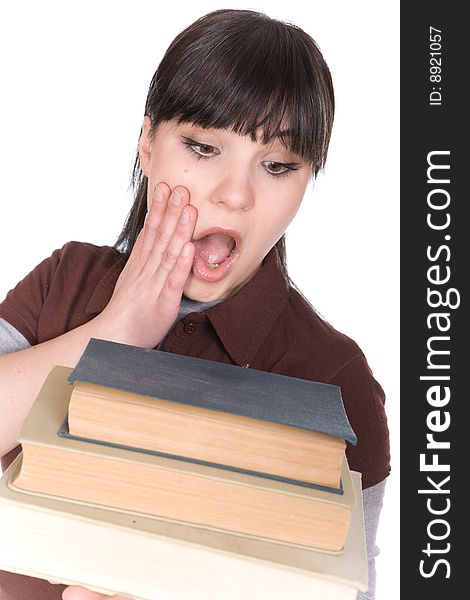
{"left": 62, "top": 586, "right": 131, "bottom": 600}
{"left": 93, "top": 182, "right": 197, "bottom": 349}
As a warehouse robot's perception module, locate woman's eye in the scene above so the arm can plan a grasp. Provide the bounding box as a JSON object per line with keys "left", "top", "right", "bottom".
{"left": 181, "top": 137, "right": 299, "bottom": 178}
{"left": 182, "top": 137, "right": 218, "bottom": 160}
{"left": 263, "top": 161, "right": 299, "bottom": 179}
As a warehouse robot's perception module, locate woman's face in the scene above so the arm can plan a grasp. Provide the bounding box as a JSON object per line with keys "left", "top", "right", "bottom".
{"left": 139, "top": 117, "right": 311, "bottom": 302}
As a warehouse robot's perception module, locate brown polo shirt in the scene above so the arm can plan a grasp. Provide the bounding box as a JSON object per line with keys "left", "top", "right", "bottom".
{"left": 1, "top": 241, "right": 390, "bottom": 486}
{"left": 0, "top": 241, "right": 390, "bottom": 600}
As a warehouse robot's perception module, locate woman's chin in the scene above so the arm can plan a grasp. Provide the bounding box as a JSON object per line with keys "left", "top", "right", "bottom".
{"left": 182, "top": 274, "right": 229, "bottom": 303}
{"left": 183, "top": 258, "right": 261, "bottom": 303}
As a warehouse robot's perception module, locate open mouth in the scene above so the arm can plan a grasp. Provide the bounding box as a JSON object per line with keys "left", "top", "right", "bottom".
{"left": 192, "top": 228, "right": 241, "bottom": 282}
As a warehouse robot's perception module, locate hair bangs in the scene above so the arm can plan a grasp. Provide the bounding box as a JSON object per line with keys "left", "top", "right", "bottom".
{"left": 146, "top": 10, "right": 333, "bottom": 175}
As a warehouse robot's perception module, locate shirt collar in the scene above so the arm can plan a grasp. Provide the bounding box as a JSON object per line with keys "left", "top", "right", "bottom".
{"left": 86, "top": 246, "right": 291, "bottom": 368}
{"left": 205, "top": 247, "right": 290, "bottom": 367}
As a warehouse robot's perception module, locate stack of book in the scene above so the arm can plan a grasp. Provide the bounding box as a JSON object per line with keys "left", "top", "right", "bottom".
{"left": 0, "top": 339, "right": 368, "bottom": 599}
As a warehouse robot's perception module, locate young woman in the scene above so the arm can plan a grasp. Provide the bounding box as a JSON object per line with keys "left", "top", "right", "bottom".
{"left": 0, "top": 9, "right": 390, "bottom": 600}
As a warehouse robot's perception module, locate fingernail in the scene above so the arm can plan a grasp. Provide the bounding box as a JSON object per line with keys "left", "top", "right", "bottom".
{"left": 155, "top": 186, "right": 164, "bottom": 203}
{"left": 182, "top": 243, "right": 190, "bottom": 258}
{"left": 171, "top": 189, "right": 182, "bottom": 205}
{"left": 179, "top": 209, "right": 190, "bottom": 224}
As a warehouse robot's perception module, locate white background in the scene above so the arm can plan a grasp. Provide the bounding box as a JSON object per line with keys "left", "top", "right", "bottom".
{"left": 0, "top": 1, "right": 399, "bottom": 598}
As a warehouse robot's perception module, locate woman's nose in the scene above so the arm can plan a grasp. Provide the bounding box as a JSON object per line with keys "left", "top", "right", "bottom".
{"left": 208, "top": 168, "right": 256, "bottom": 212}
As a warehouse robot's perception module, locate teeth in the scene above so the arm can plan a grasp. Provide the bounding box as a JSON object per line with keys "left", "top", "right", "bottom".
{"left": 208, "top": 262, "right": 220, "bottom": 269}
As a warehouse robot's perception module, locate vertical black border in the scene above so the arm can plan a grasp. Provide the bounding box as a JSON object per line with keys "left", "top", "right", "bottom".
{"left": 401, "top": 2, "right": 466, "bottom": 595}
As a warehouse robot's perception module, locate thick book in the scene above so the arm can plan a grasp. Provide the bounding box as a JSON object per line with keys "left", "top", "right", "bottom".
{"left": 0, "top": 455, "right": 368, "bottom": 600}
{"left": 67, "top": 338, "right": 356, "bottom": 489}
{"left": 14, "top": 366, "right": 355, "bottom": 552}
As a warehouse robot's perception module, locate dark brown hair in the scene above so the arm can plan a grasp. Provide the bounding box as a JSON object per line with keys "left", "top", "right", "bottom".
{"left": 115, "top": 8, "right": 335, "bottom": 280}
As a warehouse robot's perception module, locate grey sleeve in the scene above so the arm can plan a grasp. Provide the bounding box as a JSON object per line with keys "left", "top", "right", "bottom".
{"left": 357, "top": 478, "right": 387, "bottom": 600}
{"left": 0, "top": 318, "right": 31, "bottom": 355}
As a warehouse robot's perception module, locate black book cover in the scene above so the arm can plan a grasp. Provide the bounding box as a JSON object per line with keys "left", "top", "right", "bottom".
{"left": 68, "top": 338, "right": 357, "bottom": 444}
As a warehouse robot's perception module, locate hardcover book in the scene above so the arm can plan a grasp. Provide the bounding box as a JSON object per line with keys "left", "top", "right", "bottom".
{"left": 67, "top": 338, "right": 356, "bottom": 488}
{"left": 14, "top": 366, "right": 355, "bottom": 552}
{"left": 0, "top": 455, "right": 368, "bottom": 600}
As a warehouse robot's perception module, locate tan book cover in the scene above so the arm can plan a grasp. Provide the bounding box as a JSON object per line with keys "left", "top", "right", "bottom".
{"left": 68, "top": 338, "right": 357, "bottom": 489}
{"left": 0, "top": 454, "right": 368, "bottom": 599}
{"left": 14, "top": 366, "right": 355, "bottom": 552}
{"left": 69, "top": 379, "right": 346, "bottom": 488}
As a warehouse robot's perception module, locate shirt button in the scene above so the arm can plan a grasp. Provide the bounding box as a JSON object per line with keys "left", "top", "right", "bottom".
{"left": 184, "top": 323, "right": 196, "bottom": 334}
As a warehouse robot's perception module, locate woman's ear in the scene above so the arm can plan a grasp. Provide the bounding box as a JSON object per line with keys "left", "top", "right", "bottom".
{"left": 138, "top": 116, "right": 153, "bottom": 177}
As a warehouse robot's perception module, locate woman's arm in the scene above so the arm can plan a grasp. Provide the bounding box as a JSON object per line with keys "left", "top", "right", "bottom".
{"left": 0, "top": 317, "right": 119, "bottom": 458}
{"left": 0, "top": 183, "right": 197, "bottom": 459}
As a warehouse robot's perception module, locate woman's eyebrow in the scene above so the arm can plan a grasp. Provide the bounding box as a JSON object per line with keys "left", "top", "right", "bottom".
{"left": 180, "top": 124, "right": 299, "bottom": 155}
{"left": 263, "top": 130, "right": 296, "bottom": 149}
{"left": 262, "top": 132, "right": 297, "bottom": 152}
